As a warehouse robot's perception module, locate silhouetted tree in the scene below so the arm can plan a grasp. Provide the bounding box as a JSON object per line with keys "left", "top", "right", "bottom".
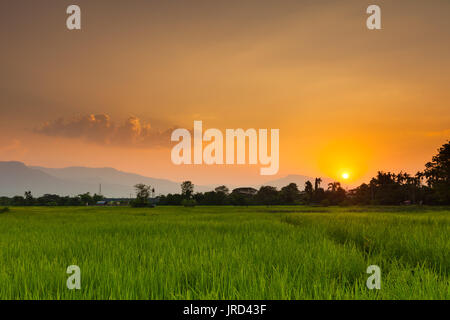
{"left": 424, "top": 141, "right": 450, "bottom": 204}
{"left": 79, "top": 192, "right": 94, "bottom": 205}
{"left": 327, "top": 182, "right": 341, "bottom": 192}
{"left": 257, "top": 186, "right": 279, "bottom": 205}
{"left": 24, "top": 191, "right": 34, "bottom": 206}
{"left": 133, "top": 183, "right": 151, "bottom": 207}
{"left": 181, "top": 181, "right": 194, "bottom": 199}
{"left": 93, "top": 193, "right": 105, "bottom": 203}
{"left": 325, "top": 182, "right": 346, "bottom": 205}
{"left": 304, "top": 181, "right": 314, "bottom": 204}
{"left": 12, "top": 196, "right": 25, "bottom": 206}
{"left": 280, "top": 183, "right": 300, "bottom": 204}
{"left": 214, "top": 185, "right": 230, "bottom": 195}
{"left": 314, "top": 178, "right": 322, "bottom": 191}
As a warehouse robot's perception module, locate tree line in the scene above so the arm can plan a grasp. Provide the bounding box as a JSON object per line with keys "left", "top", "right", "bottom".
{"left": 0, "top": 192, "right": 105, "bottom": 207}
{"left": 156, "top": 141, "right": 450, "bottom": 206}
{"left": 1, "top": 141, "right": 449, "bottom": 207}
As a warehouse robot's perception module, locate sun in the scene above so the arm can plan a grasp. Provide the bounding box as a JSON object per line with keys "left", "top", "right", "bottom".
{"left": 341, "top": 172, "right": 350, "bottom": 180}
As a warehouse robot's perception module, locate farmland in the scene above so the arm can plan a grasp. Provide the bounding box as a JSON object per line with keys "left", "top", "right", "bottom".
{"left": 0, "top": 206, "right": 448, "bottom": 299}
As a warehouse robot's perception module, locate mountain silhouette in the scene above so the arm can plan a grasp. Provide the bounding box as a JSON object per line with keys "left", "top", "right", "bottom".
{"left": 0, "top": 161, "right": 81, "bottom": 197}
{"left": 0, "top": 162, "right": 201, "bottom": 197}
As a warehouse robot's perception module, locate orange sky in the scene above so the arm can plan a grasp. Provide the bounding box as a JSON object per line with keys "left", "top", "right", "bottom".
{"left": 1, "top": 0, "right": 449, "bottom": 186}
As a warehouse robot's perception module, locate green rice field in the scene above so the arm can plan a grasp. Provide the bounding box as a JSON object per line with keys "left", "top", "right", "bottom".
{"left": 0, "top": 206, "right": 448, "bottom": 299}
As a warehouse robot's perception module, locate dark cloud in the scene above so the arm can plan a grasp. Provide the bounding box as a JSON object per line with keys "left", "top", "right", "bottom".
{"left": 34, "top": 114, "right": 176, "bottom": 148}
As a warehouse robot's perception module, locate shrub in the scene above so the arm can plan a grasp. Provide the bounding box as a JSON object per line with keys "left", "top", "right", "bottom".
{"left": 130, "top": 201, "right": 147, "bottom": 208}
{"left": 339, "top": 199, "right": 352, "bottom": 207}
{"left": 130, "top": 201, "right": 155, "bottom": 208}
{"left": 0, "top": 207, "right": 10, "bottom": 214}
{"left": 181, "top": 199, "right": 197, "bottom": 207}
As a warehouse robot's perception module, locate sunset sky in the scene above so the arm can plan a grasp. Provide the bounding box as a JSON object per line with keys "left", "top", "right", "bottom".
{"left": 1, "top": 0, "right": 449, "bottom": 186}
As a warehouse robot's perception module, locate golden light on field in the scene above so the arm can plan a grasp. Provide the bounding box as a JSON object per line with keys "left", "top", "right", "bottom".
{"left": 342, "top": 173, "right": 350, "bottom": 180}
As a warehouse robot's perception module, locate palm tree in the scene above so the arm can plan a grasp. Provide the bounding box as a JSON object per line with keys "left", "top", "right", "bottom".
{"left": 314, "top": 178, "right": 322, "bottom": 191}
{"left": 369, "top": 178, "right": 377, "bottom": 202}
{"left": 327, "top": 182, "right": 341, "bottom": 192}
{"left": 305, "top": 181, "right": 313, "bottom": 195}
{"left": 415, "top": 171, "right": 424, "bottom": 187}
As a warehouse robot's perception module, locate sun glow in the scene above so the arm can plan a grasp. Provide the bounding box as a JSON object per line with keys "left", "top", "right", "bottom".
{"left": 317, "top": 139, "right": 372, "bottom": 184}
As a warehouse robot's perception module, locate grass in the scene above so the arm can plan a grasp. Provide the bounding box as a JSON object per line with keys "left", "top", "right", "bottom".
{"left": 0, "top": 206, "right": 448, "bottom": 300}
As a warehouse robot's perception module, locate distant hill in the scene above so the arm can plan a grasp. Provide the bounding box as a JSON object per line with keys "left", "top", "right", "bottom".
{"left": 0, "top": 161, "right": 85, "bottom": 197}
{"left": 32, "top": 166, "right": 185, "bottom": 197}
{"left": 0, "top": 161, "right": 210, "bottom": 197}
{"left": 262, "top": 174, "right": 333, "bottom": 191}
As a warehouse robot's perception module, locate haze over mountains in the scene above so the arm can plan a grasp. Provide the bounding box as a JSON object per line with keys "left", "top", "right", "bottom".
{"left": 0, "top": 161, "right": 183, "bottom": 197}
{"left": 0, "top": 161, "right": 331, "bottom": 197}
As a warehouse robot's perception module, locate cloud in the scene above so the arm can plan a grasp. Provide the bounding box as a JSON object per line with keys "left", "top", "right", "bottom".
{"left": 34, "top": 114, "right": 176, "bottom": 148}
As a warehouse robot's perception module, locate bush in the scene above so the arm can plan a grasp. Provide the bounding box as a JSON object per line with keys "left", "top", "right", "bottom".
{"left": 339, "top": 199, "right": 352, "bottom": 207}
{"left": 181, "top": 199, "right": 197, "bottom": 207}
{"left": 0, "top": 207, "right": 10, "bottom": 214}
{"left": 130, "top": 201, "right": 155, "bottom": 208}
{"left": 130, "top": 201, "right": 147, "bottom": 208}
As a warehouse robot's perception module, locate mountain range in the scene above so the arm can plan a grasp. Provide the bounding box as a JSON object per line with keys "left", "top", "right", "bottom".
{"left": 0, "top": 161, "right": 331, "bottom": 197}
